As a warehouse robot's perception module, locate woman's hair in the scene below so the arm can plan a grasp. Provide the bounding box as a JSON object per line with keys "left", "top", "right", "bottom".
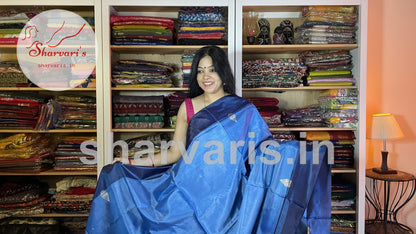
{"left": 188, "top": 45, "right": 236, "bottom": 98}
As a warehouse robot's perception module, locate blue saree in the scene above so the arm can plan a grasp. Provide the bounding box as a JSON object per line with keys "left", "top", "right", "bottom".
{"left": 86, "top": 95, "right": 331, "bottom": 233}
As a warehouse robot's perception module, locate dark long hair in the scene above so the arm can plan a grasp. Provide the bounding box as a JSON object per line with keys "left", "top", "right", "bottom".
{"left": 188, "top": 45, "right": 235, "bottom": 98}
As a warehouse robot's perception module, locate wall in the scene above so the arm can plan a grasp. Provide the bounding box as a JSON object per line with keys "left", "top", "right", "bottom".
{"left": 367, "top": 0, "right": 416, "bottom": 228}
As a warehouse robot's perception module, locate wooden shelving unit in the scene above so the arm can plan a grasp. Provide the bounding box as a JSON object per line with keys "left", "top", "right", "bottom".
{"left": 111, "top": 45, "right": 228, "bottom": 54}
{"left": 0, "top": 0, "right": 103, "bottom": 225}
{"left": 235, "top": 1, "right": 367, "bottom": 233}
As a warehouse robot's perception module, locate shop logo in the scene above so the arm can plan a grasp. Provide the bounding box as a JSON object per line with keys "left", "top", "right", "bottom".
{"left": 17, "top": 9, "right": 96, "bottom": 91}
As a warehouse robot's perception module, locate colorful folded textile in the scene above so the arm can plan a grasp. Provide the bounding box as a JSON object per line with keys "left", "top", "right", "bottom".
{"left": 0, "top": 134, "right": 54, "bottom": 161}
{"left": 243, "top": 58, "right": 307, "bottom": 88}
{"left": 300, "top": 50, "right": 356, "bottom": 86}
{"left": 112, "top": 60, "right": 177, "bottom": 87}
{"left": 0, "top": 180, "right": 49, "bottom": 218}
{"left": 331, "top": 176, "right": 356, "bottom": 210}
{"left": 306, "top": 131, "right": 355, "bottom": 141}
{"left": 0, "top": 93, "right": 43, "bottom": 129}
{"left": 295, "top": 6, "right": 357, "bottom": 44}
{"left": 54, "top": 136, "right": 97, "bottom": 171}
{"left": 54, "top": 95, "right": 97, "bottom": 129}
{"left": 111, "top": 15, "right": 174, "bottom": 45}
{"left": 246, "top": 97, "right": 282, "bottom": 127}
{"left": 41, "top": 176, "right": 96, "bottom": 214}
{"left": 282, "top": 106, "right": 325, "bottom": 127}
{"left": 177, "top": 7, "right": 227, "bottom": 45}
{"left": 0, "top": 12, "right": 30, "bottom": 45}
{"left": 113, "top": 95, "right": 165, "bottom": 129}
{"left": 167, "top": 92, "right": 187, "bottom": 128}
{"left": 0, "top": 62, "right": 30, "bottom": 87}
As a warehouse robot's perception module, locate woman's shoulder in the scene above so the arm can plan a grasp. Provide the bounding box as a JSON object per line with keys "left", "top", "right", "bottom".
{"left": 227, "top": 95, "right": 252, "bottom": 104}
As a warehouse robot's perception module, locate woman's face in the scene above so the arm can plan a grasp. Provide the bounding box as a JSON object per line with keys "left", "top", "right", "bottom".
{"left": 197, "top": 56, "right": 224, "bottom": 95}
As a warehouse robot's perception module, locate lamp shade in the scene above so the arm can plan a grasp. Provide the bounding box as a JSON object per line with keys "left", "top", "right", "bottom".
{"left": 369, "top": 113, "right": 404, "bottom": 140}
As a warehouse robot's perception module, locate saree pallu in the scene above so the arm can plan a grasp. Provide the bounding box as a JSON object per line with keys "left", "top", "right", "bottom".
{"left": 86, "top": 95, "right": 331, "bottom": 233}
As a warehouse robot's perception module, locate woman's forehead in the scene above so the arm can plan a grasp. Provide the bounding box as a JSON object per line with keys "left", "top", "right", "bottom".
{"left": 198, "top": 56, "right": 214, "bottom": 67}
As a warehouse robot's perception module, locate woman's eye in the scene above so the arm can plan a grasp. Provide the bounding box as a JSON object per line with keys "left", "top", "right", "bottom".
{"left": 197, "top": 70, "right": 203, "bottom": 74}
{"left": 209, "top": 68, "right": 216, "bottom": 73}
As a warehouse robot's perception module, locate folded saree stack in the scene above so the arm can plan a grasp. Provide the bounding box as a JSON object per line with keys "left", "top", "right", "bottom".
{"left": 0, "top": 133, "right": 54, "bottom": 173}
{"left": 0, "top": 181, "right": 49, "bottom": 219}
{"left": 113, "top": 95, "right": 165, "bottom": 129}
{"left": 0, "top": 93, "right": 43, "bottom": 129}
{"left": 110, "top": 15, "right": 174, "bottom": 45}
{"left": 331, "top": 176, "right": 356, "bottom": 213}
{"left": 53, "top": 136, "right": 97, "bottom": 172}
{"left": 112, "top": 60, "right": 177, "bottom": 88}
{"left": 0, "top": 217, "right": 63, "bottom": 233}
{"left": 177, "top": 7, "right": 227, "bottom": 45}
{"left": 246, "top": 97, "right": 282, "bottom": 127}
{"left": 42, "top": 176, "right": 96, "bottom": 214}
{"left": 281, "top": 106, "right": 325, "bottom": 127}
{"left": 331, "top": 215, "right": 356, "bottom": 233}
{"left": 0, "top": 11, "right": 31, "bottom": 45}
{"left": 271, "top": 132, "right": 297, "bottom": 141}
{"left": 181, "top": 51, "right": 194, "bottom": 87}
{"left": 167, "top": 91, "right": 187, "bottom": 128}
{"left": 300, "top": 50, "right": 355, "bottom": 86}
{"left": 295, "top": 6, "right": 358, "bottom": 44}
{"left": 318, "top": 89, "right": 358, "bottom": 128}
{"left": 0, "top": 61, "right": 29, "bottom": 87}
{"left": 54, "top": 95, "right": 97, "bottom": 129}
{"left": 242, "top": 58, "right": 307, "bottom": 88}
{"left": 306, "top": 131, "right": 355, "bottom": 169}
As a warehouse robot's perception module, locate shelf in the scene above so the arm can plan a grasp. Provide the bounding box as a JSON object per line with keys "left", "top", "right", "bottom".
{"left": 243, "top": 86, "right": 358, "bottom": 92}
{"left": 0, "top": 129, "right": 97, "bottom": 133}
{"left": 112, "top": 128, "right": 175, "bottom": 133}
{"left": 112, "top": 87, "right": 187, "bottom": 91}
{"left": 242, "top": 44, "right": 358, "bottom": 54}
{"left": 331, "top": 210, "right": 356, "bottom": 215}
{"left": 332, "top": 168, "right": 357, "bottom": 174}
{"left": 269, "top": 127, "right": 357, "bottom": 132}
{"left": 111, "top": 45, "right": 228, "bottom": 54}
{"left": 0, "top": 44, "right": 96, "bottom": 53}
{"left": 0, "top": 87, "right": 96, "bottom": 91}
{"left": 0, "top": 169, "right": 96, "bottom": 176}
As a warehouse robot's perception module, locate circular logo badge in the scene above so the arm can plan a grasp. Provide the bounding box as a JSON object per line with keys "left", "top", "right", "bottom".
{"left": 17, "top": 9, "right": 96, "bottom": 91}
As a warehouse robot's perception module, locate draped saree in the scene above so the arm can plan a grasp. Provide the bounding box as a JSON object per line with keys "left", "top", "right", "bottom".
{"left": 86, "top": 95, "right": 331, "bottom": 233}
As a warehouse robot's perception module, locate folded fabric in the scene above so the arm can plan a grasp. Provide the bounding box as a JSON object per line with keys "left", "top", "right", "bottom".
{"left": 306, "top": 131, "right": 355, "bottom": 141}
{"left": 246, "top": 97, "right": 279, "bottom": 106}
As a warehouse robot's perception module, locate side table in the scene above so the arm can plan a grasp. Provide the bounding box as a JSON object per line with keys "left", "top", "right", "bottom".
{"left": 365, "top": 169, "right": 416, "bottom": 233}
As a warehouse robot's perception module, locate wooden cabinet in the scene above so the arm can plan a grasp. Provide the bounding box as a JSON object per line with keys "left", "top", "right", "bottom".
{"left": 0, "top": 1, "right": 103, "bottom": 227}
{"left": 235, "top": 1, "right": 367, "bottom": 233}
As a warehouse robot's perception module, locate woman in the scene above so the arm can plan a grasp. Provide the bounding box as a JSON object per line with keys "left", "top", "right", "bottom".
{"left": 87, "top": 46, "right": 331, "bottom": 234}
{"left": 119, "top": 45, "right": 237, "bottom": 167}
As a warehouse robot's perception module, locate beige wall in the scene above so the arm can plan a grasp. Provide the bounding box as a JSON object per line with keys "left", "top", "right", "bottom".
{"left": 367, "top": 0, "right": 416, "bottom": 228}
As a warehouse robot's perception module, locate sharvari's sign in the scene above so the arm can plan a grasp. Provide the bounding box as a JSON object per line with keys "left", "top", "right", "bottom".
{"left": 17, "top": 9, "right": 96, "bottom": 91}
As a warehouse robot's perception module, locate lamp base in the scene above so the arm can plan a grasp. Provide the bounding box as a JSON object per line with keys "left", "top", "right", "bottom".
{"left": 372, "top": 167, "right": 397, "bottom": 174}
